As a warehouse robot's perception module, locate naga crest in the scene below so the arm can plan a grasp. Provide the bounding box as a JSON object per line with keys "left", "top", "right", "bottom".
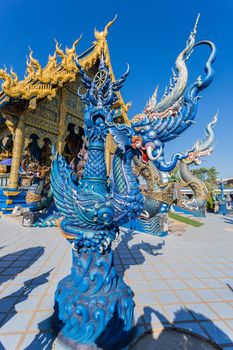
{"left": 76, "top": 54, "right": 129, "bottom": 141}
{"left": 130, "top": 15, "right": 216, "bottom": 172}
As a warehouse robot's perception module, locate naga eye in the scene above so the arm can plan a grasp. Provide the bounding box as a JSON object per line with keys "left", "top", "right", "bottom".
{"left": 148, "top": 131, "right": 156, "bottom": 139}
{"left": 140, "top": 129, "right": 145, "bottom": 134}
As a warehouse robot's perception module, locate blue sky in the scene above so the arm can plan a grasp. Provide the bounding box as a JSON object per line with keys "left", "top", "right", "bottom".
{"left": 0, "top": 0, "right": 232, "bottom": 177}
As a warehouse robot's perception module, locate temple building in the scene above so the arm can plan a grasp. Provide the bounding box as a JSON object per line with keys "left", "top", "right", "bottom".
{"left": 0, "top": 18, "right": 129, "bottom": 214}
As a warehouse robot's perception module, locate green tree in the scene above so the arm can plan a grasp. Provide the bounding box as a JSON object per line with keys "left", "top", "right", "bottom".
{"left": 192, "top": 166, "right": 219, "bottom": 195}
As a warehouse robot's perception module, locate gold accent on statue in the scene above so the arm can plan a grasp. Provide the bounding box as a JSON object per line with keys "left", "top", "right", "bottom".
{"left": 26, "top": 192, "right": 41, "bottom": 203}
{"left": 0, "top": 165, "right": 7, "bottom": 173}
{"left": 142, "top": 182, "right": 175, "bottom": 206}
{"left": 133, "top": 157, "right": 175, "bottom": 205}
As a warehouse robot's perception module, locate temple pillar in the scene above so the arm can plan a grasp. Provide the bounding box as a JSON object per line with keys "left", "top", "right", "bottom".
{"left": 8, "top": 116, "right": 25, "bottom": 189}
{"left": 57, "top": 89, "right": 67, "bottom": 154}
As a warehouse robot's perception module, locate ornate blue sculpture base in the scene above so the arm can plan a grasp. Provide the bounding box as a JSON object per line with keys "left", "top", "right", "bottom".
{"left": 54, "top": 248, "right": 135, "bottom": 350}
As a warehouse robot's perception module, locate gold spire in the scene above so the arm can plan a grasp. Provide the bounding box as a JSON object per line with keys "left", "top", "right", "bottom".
{"left": 94, "top": 15, "right": 117, "bottom": 41}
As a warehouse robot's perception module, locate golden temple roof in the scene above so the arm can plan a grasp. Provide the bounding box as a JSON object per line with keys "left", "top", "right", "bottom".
{"left": 0, "top": 17, "right": 129, "bottom": 123}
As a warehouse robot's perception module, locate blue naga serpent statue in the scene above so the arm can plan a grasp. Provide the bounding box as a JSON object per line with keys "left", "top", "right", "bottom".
{"left": 51, "top": 18, "right": 216, "bottom": 350}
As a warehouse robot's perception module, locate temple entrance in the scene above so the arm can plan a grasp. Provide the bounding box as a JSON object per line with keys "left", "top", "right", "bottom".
{"left": 64, "top": 123, "right": 85, "bottom": 169}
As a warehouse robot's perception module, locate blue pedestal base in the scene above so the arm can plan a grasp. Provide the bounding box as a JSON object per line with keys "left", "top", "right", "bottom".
{"left": 217, "top": 203, "right": 228, "bottom": 215}
{"left": 54, "top": 248, "right": 135, "bottom": 350}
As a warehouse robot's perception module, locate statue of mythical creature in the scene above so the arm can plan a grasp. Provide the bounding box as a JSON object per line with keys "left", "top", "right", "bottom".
{"left": 213, "top": 181, "right": 229, "bottom": 215}
{"left": 176, "top": 114, "right": 217, "bottom": 216}
{"left": 0, "top": 133, "right": 13, "bottom": 156}
{"left": 22, "top": 163, "right": 53, "bottom": 226}
{"left": 76, "top": 143, "right": 88, "bottom": 179}
{"left": 50, "top": 17, "right": 216, "bottom": 349}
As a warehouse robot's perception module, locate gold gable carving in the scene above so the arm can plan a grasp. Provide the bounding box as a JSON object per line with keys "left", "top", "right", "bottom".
{"left": 0, "top": 18, "right": 130, "bottom": 125}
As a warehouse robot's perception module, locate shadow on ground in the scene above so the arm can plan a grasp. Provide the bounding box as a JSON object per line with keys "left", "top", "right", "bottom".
{"left": 0, "top": 246, "right": 45, "bottom": 284}
{"left": 15, "top": 301, "right": 233, "bottom": 349}
{"left": 115, "top": 230, "right": 165, "bottom": 273}
{"left": 222, "top": 216, "right": 233, "bottom": 224}
{"left": 0, "top": 270, "right": 52, "bottom": 328}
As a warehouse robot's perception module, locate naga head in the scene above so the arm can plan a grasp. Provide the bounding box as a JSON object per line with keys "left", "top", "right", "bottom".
{"left": 184, "top": 113, "right": 218, "bottom": 165}
{"left": 77, "top": 53, "right": 129, "bottom": 141}
{"left": 129, "top": 15, "right": 216, "bottom": 170}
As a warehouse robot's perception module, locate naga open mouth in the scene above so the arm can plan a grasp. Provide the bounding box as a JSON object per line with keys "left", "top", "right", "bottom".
{"left": 131, "top": 136, "right": 148, "bottom": 163}
{"left": 131, "top": 137, "right": 163, "bottom": 163}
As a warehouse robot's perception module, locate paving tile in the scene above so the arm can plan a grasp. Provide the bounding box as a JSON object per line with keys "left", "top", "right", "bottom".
{"left": 175, "top": 270, "right": 193, "bottom": 278}
{"left": 208, "top": 302, "right": 233, "bottom": 319}
{"left": 196, "top": 289, "right": 222, "bottom": 302}
{"left": 0, "top": 261, "right": 11, "bottom": 267}
{"left": 184, "top": 279, "right": 207, "bottom": 289}
{"left": 148, "top": 279, "right": 169, "bottom": 291}
{"left": 192, "top": 270, "right": 211, "bottom": 278}
{"left": 15, "top": 296, "right": 41, "bottom": 311}
{"left": 139, "top": 264, "right": 154, "bottom": 272}
{"left": 29, "top": 284, "right": 49, "bottom": 296}
{"left": 136, "top": 291, "right": 160, "bottom": 305}
{"left": 203, "top": 278, "right": 225, "bottom": 289}
{"left": 0, "top": 334, "right": 22, "bottom": 349}
{"left": 175, "top": 290, "right": 201, "bottom": 303}
{"left": 132, "top": 280, "right": 151, "bottom": 292}
{"left": 158, "top": 270, "right": 178, "bottom": 279}
{"left": 166, "top": 279, "right": 189, "bottom": 290}
{"left": 0, "top": 311, "right": 33, "bottom": 333}
{"left": 214, "top": 288, "right": 233, "bottom": 301}
{"left": 126, "top": 271, "right": 144, "bottom": 281}
{"left": 226, "top": 320, "right": 233, "bottom": 330}
{"left": 157, "top": 291, "right": 180, "bottom": 304}
{"left": 142, "top": 271, "right": 161, "bottom": 279}
{"left": 208, "top": 269, "right": 228, "bottom": 278}
{"left": 1, "top": 267, "right": 24, "bottom": 275}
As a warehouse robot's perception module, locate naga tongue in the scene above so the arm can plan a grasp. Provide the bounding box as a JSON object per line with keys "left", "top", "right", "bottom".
{"left": 140, "top": 149, "right": 149, "bottom": 163}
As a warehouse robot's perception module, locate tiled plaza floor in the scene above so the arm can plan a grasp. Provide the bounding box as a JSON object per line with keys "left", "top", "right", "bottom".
{"left": 0, "top": 213, "right": 233, "bottom": 349}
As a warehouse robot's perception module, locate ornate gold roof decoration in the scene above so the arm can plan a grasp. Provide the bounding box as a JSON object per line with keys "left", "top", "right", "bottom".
{"left": 0, "top": 36, "right": 82, "bottom": 109}
{"left": 0, "top": 17, "right": 130, "bottom": 123}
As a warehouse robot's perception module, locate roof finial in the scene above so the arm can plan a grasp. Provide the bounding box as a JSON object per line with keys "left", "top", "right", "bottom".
{"left": 94, "top": 15, "right": 117, "bottom": 40}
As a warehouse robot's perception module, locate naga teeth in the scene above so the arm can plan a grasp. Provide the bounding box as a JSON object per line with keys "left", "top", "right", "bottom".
{"left": 146, "top": 144, "right": 162, "bottom": 161}
{"left": 103, "top": 240, "right": 108, "bottom": 249}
